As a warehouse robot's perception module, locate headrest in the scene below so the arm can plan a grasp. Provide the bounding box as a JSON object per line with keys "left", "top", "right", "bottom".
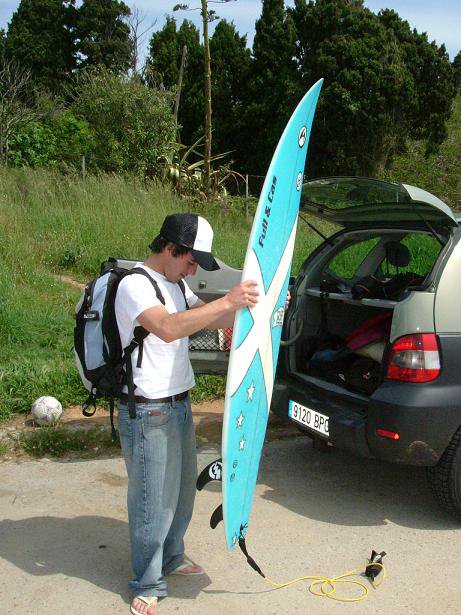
{"left": 386, "top": 242, "right": 410, "bottom": 268}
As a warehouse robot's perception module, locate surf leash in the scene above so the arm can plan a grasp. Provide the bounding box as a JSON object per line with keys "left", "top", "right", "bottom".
{"left": 239, "top": 536, "right": 387, "bottom": 603}
{"left": 196, "top": 462, "right": 387, "bottom": 602}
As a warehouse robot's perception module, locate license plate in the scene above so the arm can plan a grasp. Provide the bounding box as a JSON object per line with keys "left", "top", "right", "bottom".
{"left": 288, "top": 400, "right": 329, "bottom": 437}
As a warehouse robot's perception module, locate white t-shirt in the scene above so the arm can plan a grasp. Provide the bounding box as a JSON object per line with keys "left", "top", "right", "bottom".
{"left": 115, "top": 263, "right": 199, "bottom": 398}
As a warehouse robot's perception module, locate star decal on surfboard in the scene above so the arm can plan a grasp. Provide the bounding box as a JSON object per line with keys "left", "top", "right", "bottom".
{"left": 246, "top": 382, "right": 255, "bottom": 402}
{"left": 239, "top": 437, "right": 246, "bottom": 451}
{"left": 236, "top": 412, "right": 244, "bottom": 428}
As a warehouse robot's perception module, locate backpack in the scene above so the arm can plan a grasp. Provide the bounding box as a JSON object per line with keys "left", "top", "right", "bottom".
{"left": 74, "top": 260, "right": 188, "bottom": 437}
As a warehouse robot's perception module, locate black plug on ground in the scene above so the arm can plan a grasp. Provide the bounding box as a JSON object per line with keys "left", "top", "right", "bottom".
{"left": 365, "top": 550, "right": 386, "bottom": 582}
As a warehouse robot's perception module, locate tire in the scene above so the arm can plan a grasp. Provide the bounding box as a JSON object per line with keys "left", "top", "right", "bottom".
{"left": 427, "top": 427, "right": 461, "bottom": 522}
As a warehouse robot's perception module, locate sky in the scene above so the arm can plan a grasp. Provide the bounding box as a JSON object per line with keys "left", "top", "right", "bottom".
{"left": 1, "top": 0, "right": 459, "bottom": 61}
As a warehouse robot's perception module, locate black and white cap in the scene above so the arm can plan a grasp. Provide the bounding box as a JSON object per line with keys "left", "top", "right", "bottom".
{"left": 159, "top": 213, "right": 220, "bottom": 271}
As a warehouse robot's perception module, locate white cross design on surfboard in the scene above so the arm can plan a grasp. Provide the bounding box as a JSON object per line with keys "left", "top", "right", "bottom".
{"left": 227, "top": 221, "right": 297, "bottom": 409}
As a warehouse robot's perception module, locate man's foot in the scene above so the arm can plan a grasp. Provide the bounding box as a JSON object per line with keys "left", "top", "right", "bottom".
{"left": 170, "top": 557, "right": 205, "bottom": 576}
{"left": 130, "top": 595, "right": 158, "bottom": 615}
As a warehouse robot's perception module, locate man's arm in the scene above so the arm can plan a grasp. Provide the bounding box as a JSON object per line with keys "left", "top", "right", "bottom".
{"left": 190, "top": 289, "right": 292, "bottom": 330}
{"left": 137, "top": 280, "right": 258, "bottom": 342}
{"left": 189, "top": 298, "right": 235, "bottom": 329}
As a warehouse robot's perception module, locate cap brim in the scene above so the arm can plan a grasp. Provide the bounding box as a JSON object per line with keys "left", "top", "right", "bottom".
{"left": 191, "top": 249, "right": 220, "bottom": 271}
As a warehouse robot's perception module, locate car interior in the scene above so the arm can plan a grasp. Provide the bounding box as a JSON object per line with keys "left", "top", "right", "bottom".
{"left": 289, "top": 229, "right": 446, "bottom": 396}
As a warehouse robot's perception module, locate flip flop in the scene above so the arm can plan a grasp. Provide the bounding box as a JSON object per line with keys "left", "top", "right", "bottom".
{"left": 130, "top": 595, "right": 158, "bottom": 615}
{"left": 170, "top": 557, "right": 205, "bottom": 576}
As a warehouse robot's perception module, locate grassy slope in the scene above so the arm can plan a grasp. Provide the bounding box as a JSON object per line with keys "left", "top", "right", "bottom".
{"left": 1, "top": 97, "right": 459, "bottom": 419}
{"left": 0, "top": 169, "right": 325, "bottom": 419}
{"left": 383, "top": 95, "right": 460, "bottom": 210}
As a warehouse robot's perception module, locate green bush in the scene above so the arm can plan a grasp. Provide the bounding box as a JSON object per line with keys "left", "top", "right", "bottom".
{"left": 8, "top": 111, "right": 94, "bottom": 169}
{"left": 72, "top": 68, "right": 177, "bottom": 177}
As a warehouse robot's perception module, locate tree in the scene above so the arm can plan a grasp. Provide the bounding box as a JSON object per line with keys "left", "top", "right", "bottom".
{"left": 210, "top": 19, "right": 250, "bottom": 160}
{"left": 240, "top": 0, "right": 298, "bottom": 174}
{"left": 145, "top": 16, "right": 180, "bottom": 86}
{"left": 0, "top": 29, "right": 6, "bottom": 60}
{"left": 75, "top": 0, "right": 132, "bottom": 72}
{"left": 378, "top": 9, "right": 455, "bottom": 156}
{"left": 146, "top": 18, "right": 204, "bottom": 147}
{"left": 289, "top": 0, "right": 454, "bottom": 177}
{"left": 4, "top": 0, "right": 76, "bottom": 94}
{"left": 0, "top": 59, "right": 41, "bottom": 165}
{"left": 454, "top": 51, "right": 461, "bottom": 92}
{"left": 72, "top": 67, "right": 177, "bottom": 176}
{"left": 126, "top": 7, "right": 156, "bottom": 75}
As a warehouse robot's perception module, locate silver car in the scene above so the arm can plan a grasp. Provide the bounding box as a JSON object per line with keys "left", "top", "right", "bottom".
{"left": 188, "top": 177, "right": 461, "bottom": 522}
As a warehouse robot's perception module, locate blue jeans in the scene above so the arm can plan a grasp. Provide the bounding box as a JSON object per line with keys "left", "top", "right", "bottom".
{"left": 118, "top": 396, "right": 197, "bottom": 598}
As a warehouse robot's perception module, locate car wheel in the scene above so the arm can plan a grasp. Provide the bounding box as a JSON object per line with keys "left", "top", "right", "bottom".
{"left": 427, "top": 427, "right": 461, "bottom": 521}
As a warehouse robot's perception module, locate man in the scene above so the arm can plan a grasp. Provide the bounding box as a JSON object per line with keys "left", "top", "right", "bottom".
{"left": 115, "top": 213, "right": 258, "bottom": 615}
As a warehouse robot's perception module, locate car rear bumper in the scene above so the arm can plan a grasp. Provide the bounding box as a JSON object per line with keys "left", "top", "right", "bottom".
{"left": 271, "top": 374, "right": 461, "bottom": 466}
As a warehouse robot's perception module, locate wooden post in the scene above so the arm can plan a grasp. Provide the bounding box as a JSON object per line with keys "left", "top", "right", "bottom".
{"left": 174, "top": 45, "right": 188, "bottom": 125}
{"left": 81, "top": 155, "right": 86, "bottom": 182}
{"left": 245, "top": 174, "right": 249, "bottom": 220}
{"left": 201, "top": 0, "right": 212, "bottom": 195}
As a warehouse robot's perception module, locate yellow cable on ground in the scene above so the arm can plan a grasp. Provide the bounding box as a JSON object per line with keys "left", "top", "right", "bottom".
{"left": 263, "top": 561, "right": 386, "bottom": 603}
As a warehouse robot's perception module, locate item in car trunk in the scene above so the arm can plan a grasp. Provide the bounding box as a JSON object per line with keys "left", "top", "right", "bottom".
{"left": 341, "top": 356, "right": 381, "bottom": 395}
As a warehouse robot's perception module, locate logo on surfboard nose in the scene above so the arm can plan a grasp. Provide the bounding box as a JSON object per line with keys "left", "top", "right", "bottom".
{"left": 298, "top": 126, "right": 307, "bottom": 147}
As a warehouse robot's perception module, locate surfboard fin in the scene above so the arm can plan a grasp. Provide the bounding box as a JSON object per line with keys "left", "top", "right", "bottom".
{"left": 196, "top": 458, "right": 222, "bottom": 491}
{"left": 210, "top": 504, "right": 223, "bottom": 529}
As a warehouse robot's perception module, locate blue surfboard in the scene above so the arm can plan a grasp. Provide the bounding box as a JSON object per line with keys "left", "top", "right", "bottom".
{"left": 221, "top": 79, "right": 323, "bottom": 549}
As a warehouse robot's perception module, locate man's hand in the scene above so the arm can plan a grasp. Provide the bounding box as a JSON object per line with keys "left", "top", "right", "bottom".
{"left": 224, "top": 279, "right": 259, "bottom": 311}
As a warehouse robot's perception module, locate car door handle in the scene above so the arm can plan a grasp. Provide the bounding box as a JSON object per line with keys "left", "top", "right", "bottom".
{"left": 198, "top": 281, "right": 207, "bottom": 289}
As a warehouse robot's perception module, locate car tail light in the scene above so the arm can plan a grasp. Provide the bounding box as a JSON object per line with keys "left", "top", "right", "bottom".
{"left": 386, "top": 333, "right": 440, "bottom": 383}
{"left": 376, "top": 428, "right": 400, "bottom": 440}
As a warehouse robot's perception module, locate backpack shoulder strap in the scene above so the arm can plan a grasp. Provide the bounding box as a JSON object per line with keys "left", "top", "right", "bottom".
{"left": 125, "top": 266, "right": 166, "bottom": 305}
{"left": 178, "top": 279, "right": 189, "bottom": 310}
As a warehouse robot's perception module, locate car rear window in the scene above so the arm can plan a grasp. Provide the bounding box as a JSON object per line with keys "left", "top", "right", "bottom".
{"left": 328, "top": 238, "right": 380, "bottom": 279}
{"left": 326, "top": 233, "right": 442, "bottom": 281}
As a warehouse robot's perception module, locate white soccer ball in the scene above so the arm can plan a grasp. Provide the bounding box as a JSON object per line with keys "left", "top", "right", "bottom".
{"left": 31, "top": 396, "right": 63, "bottom": 426}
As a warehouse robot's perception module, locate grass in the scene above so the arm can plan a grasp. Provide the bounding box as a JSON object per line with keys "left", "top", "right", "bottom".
{"left": 20, "top": 425, "right": 121, "bottom": 458}
{"left": 383, "top": 96, "right": 461, "bottom": 210}
{"left": 0, "top": 439, "right": 9, "bottom": 457}
{"left": 0, "top": 167, "right": 329, "bottom": 421}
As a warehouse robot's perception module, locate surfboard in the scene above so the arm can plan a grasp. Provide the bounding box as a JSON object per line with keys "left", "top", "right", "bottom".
{"left": 217, "top": 79, "right": 324, "bottom": 549}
